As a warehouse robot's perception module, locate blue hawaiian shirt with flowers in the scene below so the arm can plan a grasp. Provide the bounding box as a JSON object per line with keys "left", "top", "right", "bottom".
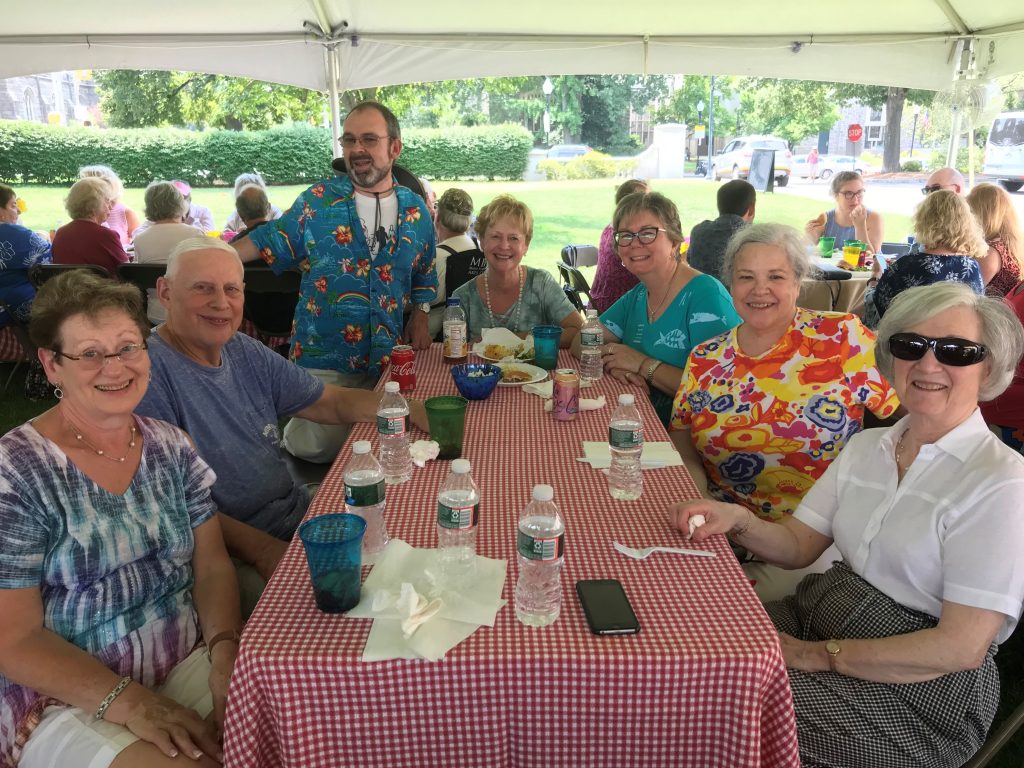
{"left": 249, "top": 174, "right": 437, "bottom": 375}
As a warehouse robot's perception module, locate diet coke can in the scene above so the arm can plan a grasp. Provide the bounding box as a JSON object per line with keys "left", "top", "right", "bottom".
{"left": 391, "top": 345, "right": 416, "bottom": 392}
{"left": 552, "top": 368, "right": 580, "bottom": 421}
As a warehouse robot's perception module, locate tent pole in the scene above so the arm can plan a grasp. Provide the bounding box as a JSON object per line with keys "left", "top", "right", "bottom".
{"left": 327, "top": 45, "right": 342, "bottom": 160}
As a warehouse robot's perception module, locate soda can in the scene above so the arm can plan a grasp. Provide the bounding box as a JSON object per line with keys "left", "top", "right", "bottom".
{"left": 552, "top": 368, "right": 580, "bottom": 421}
{"left": 391, "top": 345, "right": 416, "bottom": 392}
{"left": 858, "top": 249, "right": 873, "bottom": 268}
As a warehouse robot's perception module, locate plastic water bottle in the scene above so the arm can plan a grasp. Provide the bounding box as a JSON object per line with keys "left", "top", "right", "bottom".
{"left": 514, "top": 484, "right": 565, "bottom": 627}
{"left": 436, "top": 459, "right": 479, "bottom": 584}
{"left": 608, "top": 393, "right": 643, "bottom": 501}
{"left": 443, "top": 297, "right": 468, "bottom": 363}
{"left": 344, "top": 440, "right": 389, "bottom": 554}
{"left": 377, "top": 381, "right": 412, "bottom": 485}
{"left": 579, "top": 308, "right": 604, "bottom": 382}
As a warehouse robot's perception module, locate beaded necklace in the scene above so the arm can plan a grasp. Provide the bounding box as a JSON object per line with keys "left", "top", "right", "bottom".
{"left": 483, "top": 266, "right": 525, "bottom": 332}
{"left": 64, "top": 414, "right": 137, "bottom": 463}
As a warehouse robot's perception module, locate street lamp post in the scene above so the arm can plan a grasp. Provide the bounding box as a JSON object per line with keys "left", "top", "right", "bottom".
{"left": 696, "top": 100, "right": 705, "bottom": 174}
{"left": 707, "top": 75, "right": 716, "bottom": 179}
{"left": 542, "top": 77, "right": 554, "bottom": 145}
{"left": 909, "top": 104, "right": 921, "bottom": 158}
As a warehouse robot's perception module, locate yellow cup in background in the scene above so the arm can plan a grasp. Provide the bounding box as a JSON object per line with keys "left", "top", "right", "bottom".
{"left": 842, "top": 244, "right": 861, "bottom": 261}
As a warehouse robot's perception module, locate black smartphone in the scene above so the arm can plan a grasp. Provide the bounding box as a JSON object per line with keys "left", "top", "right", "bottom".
{"left": 576, "top": 579, "right": 640, "bottom": 635}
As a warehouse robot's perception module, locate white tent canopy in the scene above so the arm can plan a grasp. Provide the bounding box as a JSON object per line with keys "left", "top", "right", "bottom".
{"left": 2, "top": 0, "right": 1024, "bottom": 93}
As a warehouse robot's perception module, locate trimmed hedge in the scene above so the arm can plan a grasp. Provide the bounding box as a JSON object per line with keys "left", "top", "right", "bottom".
{"left": 0, "top": 121, "right": 532, "bottom": 185}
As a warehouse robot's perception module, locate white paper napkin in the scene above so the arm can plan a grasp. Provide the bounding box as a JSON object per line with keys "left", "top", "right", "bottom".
{"left": 579, "top": 441, "right": 684, "bottom": 469}
{"left": 523, "top": 378, "right": 592, "bottom": 399}
{"left": 409, "top": 440, "right": 439, "bottom": 467}
{"left": 544, "top": 395, "right": 606, "bottom": 413}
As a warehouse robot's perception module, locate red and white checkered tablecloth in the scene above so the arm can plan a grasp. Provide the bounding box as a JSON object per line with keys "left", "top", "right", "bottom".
{"left": 223, "top": 345, "right": 800, "bottom": 768}
{"left": 0, "top": 327, "right": 28, "bottom": 361}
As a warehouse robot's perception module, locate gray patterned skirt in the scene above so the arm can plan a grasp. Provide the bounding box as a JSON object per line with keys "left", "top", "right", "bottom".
{"left": 765, "top": 560, "right": 999, "bottom": 768}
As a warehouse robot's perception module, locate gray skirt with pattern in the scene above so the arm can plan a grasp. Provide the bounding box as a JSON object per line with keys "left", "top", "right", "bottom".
{"left": 765, "top": 560, "right": 999, "bottom": 768}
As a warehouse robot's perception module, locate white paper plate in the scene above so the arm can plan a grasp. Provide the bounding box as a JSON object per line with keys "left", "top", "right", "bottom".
{"left": 473, "top": 344, "right": 535, "bottom": 363}
{"left": 496, "top": 363, "right": 547, "bottom": 386}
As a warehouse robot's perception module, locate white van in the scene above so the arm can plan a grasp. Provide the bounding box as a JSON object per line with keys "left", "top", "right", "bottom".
{"left": 982, "top": 111, "right": 1024, "bottom": 192}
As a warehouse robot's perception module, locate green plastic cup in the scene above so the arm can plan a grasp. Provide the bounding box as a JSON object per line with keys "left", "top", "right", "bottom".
{"left": 425, "top": 395, "right": 469, "bottom": 460}
{"left": 818, "top": 236, "right": 836, "bottom": 256}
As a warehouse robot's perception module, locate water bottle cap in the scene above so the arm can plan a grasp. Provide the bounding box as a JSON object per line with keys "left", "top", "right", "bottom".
{"left": 446, "top": 297, "right": 461, "bottom": 306}
{"left": 451, "top": 459, "right": 471, "bottom": 474}
{"left": 618, "top": 393, "right": 635, "bottom": 406}
{"left": 532, "top": 484, "right": 554, "bottom": 502}
{"left": 352, "top": 440, "right": 372, "bottom": 454}
{"left": 586, "top": 308, "right": 597, "bottom": 318}
{"left": 384, "top": 381, "right": 400, "bottom": 393}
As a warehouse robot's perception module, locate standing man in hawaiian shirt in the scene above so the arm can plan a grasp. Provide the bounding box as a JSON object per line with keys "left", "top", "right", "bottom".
{"left": 234, "top": 101, "right": 437, "bottom": 462}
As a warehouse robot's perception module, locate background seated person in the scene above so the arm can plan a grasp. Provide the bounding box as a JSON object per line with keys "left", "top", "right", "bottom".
{"left": 571, "top": 191, "right": 739, "bottom": 426}
{"left": 981, "top": 280, "right": 1024, "bottom": 454}
{"left": 865, "top": 190, "right": 985, "bottom": 328}
{"left": 452, "top": 194, "right": 581, "bottom": 346}
{"left": 223, "top": 173, "right": 283, "bottom": 234}
{"left": 0, "top": 269, "right": 240, "bottom": 768}
{"left": 671, "top": 282, "right": 1024, "bottom": 768}
{"left": 135, "top": 238, "right": 428, "bottom": 615}
{"left": 51, "top": 178, "right": 129, "bottom": 276}
{"left": 229, "top": 185, "right": 274, "bottom": 242}
{"left": 686, "top": 179, "right": 756, "bottom": 283}
{"left": 670, "top": 223, "right": 899, "bottom": 600}
{"left": 174, "top": 181, "right": 214, "bottom": 234}
{"left": 804, "top": 171, "right": 883, "bottom": 254}
{"left": 590, "top": 179, "right": 646, "bottom": 313}
{"left": 429, "top": 188, "right": 483, "bottom": 339}
{"left": 966, "top": 182, "right": 1022, "bottom": 297}
{"left": 78, "top": 165, "right": 140, "bottom": 247}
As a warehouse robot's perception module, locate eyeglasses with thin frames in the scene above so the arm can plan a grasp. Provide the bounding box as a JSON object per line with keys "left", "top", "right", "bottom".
{"left": 340, "top": 134, "right": 391, "bottom": 149}
{"left": 838, "top": 190, "right": 865, "bottom": 201}
{"left": 55, "top": 342, "right": 148, "bottom": 371}
{"left": 614, "top": 227, "right": 666, "bottom": 247}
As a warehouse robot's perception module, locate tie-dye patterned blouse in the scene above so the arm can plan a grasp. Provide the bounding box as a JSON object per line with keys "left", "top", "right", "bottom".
{"left": 670, "top": 308, "right": 900, "bottom": 521}
{"left": 0, "top": 416, "right": 217, "bottom": 765}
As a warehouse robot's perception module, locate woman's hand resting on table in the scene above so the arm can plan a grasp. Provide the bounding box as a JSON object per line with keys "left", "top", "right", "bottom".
{"left": 601, "top": 343, "right": 647, "bottom": 379}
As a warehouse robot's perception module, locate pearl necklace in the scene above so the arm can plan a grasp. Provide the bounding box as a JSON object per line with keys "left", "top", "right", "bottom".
{"left": 483, "top": 266, "right": 525, "bottom": 333}
{"left": 647, "top": 261, "right": 680, "bottom": 322}
{"left": 65, "top": 415, "right": 137, "bottom": 463}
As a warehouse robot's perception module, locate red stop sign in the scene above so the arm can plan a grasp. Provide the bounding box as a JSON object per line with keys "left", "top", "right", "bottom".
{"left": 847, "top": 123, "right": 863, "bottom": 142}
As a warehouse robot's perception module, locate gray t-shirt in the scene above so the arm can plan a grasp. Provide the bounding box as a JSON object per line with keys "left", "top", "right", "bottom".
{"left": 452, "top": 267, "right": 575, "bottom": 339}
{"left": 136, "top": 331, "right": 324, "bottom": 539}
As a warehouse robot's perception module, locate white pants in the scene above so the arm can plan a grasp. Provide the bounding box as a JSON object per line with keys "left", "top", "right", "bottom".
{"left": 281, "top": 368, "right": 378, "bottom": 463}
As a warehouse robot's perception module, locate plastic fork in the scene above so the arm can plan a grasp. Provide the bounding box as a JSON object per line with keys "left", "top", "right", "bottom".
{"left": 612, "top": 541, "right": 716, "bottom": 560}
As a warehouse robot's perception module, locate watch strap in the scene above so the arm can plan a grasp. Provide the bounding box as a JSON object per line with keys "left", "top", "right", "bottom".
{"left": 644, "top": 358, "right": 663, "bottom": 385}
{"left": 206, "top": 628, "right": 242, "bottom": 659}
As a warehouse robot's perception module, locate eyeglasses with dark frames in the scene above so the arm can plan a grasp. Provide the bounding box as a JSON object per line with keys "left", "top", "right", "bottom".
{"left": 888, "top": 333, "right": 988, "bottom": 367}
{"left": 921, "top": 185, "right": 948, "bottom": 195}
{"left": 339, "top": 134, "right": 390, "bottom": 149}
{"left": 55, "top": 342, "right": 148, "bottom": 371}
{"left": 838, "top": 190, "right": 865, "bottom": 201}
{"left": 613, "top": 227, "right": 666, "bottom": 247}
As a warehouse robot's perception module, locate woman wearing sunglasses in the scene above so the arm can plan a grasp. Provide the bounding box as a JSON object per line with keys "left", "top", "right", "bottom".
{"left": 570, "top": 191, "right": 738, "bottom": 426}
{"left": 865, "top": 190, "right": 985, "bottom": 329}
{"left": 671, "top": 282, "right": 1024, "bottom": 767}
{"left": 804, "top": 171, "right": 884, "bottom": 254}
{"left": 0, "top": 270, "right": 241, "bottom": 767}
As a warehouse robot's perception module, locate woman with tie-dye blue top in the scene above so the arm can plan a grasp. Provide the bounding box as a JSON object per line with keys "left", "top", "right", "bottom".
{"left": 0, "top": 270, "right": 240, "bottom": 768}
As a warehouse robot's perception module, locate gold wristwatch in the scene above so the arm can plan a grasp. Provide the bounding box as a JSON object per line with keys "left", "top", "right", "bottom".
{"left": 825, "top": 639, "right": 842, "bottom": 671}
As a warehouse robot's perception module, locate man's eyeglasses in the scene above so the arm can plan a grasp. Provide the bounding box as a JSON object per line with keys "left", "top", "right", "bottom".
{"left": 55, "top": 343, "right": 148, "bottom": 371}
{"left": 888, "top": 333, "right": 987, "bottom": 367}
{"left": 340, "top": 134, "right": 391, "bottom": 149}
{"left": 613, "top": 227, "right": 666, "bottom": 247}
{"left": 838, "top": 190, "right": 865, "bottom": 201}
{"left": 921, "top": 185, "right": 949, "bottom": 195}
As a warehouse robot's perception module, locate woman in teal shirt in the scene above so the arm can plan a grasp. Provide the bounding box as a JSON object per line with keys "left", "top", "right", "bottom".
{"left": 571, "top": 191, "right": 739, "bottom": 425}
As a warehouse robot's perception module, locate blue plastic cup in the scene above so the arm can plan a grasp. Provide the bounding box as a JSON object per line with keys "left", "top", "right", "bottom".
{"left": 906, "top": 235, "right": 916, "bottom": 246}
{"left": 298, "top": 513, "right": 366, "bottom": 613}
{"left": 532, "top": 325, "right": 561, "bottom": 370}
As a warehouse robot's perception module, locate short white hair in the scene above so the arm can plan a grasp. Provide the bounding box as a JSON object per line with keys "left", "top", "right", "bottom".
{"left": 79, "top": 165, "right": 124, "bottom": 199}
{"left": 165, "top": 236, "right": 242, "bottom": 280}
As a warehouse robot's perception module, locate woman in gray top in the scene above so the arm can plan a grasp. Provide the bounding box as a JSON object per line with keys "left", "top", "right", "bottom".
{"left": 452, "top": 194, "right": 582, "bottom": 346}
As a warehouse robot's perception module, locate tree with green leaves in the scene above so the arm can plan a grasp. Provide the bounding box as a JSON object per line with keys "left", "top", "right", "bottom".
{"left": 735, "top": 78, "right": 838, "bottom": 147}
{"left": 831, "top": 84, "right": 936, "bottom": 172}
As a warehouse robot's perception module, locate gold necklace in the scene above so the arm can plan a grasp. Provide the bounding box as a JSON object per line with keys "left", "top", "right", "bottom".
{"left": 895, "top": 431, "right": 910, "bottom": 473}
{"left": 483, "top": 266, "right": 525, "bottom": 332}
{"left": 647, "top": 261, "right": 680, "bottom": 322}
{"left": 64, "top": 414, "right": 137, "bottom": 463}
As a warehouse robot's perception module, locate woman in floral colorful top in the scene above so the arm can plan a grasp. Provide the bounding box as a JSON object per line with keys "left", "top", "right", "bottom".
{"left": 670, "top": 223, "right": 899, "bottom": 599}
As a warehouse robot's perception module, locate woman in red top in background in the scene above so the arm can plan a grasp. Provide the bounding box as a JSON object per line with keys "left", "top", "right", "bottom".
{"left": 982, "top": 281, "right": 1024, "bottom": 450}
{"left": 590, "top": 179, "right": 647, "bottom": 313}
{"left": 966, "top": 182, "right": 1022, "bottom": 297}
{"left": 51, "top": 178, "right": 129, "bottom": 277}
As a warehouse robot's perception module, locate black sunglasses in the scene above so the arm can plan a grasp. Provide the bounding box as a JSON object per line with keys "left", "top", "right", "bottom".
{"left": 888, "top": 333, "right": 988, "bottom": 367}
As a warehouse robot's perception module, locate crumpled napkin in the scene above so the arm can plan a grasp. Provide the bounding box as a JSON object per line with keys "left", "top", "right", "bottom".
{"left": 409, "top": 440, "right": 440, "bottom": 467}
{"left": 523, "top": 378, "right": 592, "bottom": 398}
{"left": 372, "top": 583, "right": 444, "bottom": 639}
{"left": 688, "top": 514, "right": 706, "bottom": 537}
{"left": 544, "top": 395, "right": 606, "bottom": 413}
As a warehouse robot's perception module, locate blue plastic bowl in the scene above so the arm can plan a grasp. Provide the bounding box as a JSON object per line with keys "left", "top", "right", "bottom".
{"left": 451, "top": 363, "right": 502, "bottom": 400}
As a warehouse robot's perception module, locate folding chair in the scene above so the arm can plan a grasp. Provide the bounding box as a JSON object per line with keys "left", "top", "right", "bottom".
{"left": 880, "top": 242, "right": 911, "bottom": 257}
{"left": 242, "top": 265, "right": 301, "bottom": 354}
{"left": 0, "top": 300, "right": 35, "bottom": 392}
{"left": 561, "top": 244, "right": 599, "bottom": 268}
{"left": 557, "top": 263, "right": 586, "bottom": 312}
{"left": 29, "top": 263, "right": 111, "bottom": 289}
{"left": 117, "top": 263, "right": 165, "bottom": 318}
{"left": 963, "top": 626, "right": 1024, "bottom": 767}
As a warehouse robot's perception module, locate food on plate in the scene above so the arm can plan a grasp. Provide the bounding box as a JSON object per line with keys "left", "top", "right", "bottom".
{"left": 482, "top": 343, "right": 533, "bottom": 360}
{"left": 500, "top": 368, "right": 533, "bottom": 383}
{"left": 836, "top": 260, "right": 871, "bottom": 272}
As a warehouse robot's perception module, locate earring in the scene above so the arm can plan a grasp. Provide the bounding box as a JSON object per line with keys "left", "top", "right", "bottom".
{"left": 53, "top": 383, "right": 63, "bottom": 400}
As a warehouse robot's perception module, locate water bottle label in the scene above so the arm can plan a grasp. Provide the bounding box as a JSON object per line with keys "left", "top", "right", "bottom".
{"left": 609, "top": 427, "right": 642, "bottom": 449}
{"left": 581, "top": 329, "right": 602, "bottom": 348}
{"left": 444, "top": 322, "right": 467, "bottom": 358}
{"left": 437, "top": 502, "right": 479, "bottom": 530}
{"left": 517, "top": 530, "right": 564, "bottom": 561}
{"left": 345, "top": 479, "right": 385, "bottom": 507}
{"left": 376, "top": 414, "right": 409, "bottom": 436}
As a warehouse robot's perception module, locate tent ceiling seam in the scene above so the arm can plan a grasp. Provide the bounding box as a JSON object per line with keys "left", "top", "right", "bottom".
{"left": 929, "top": 0, "right": 970, "bottom": 35}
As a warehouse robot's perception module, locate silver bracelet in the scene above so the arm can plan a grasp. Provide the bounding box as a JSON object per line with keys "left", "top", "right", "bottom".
{"left": 95, "top": 676, "right": 132, "bottom": 721}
